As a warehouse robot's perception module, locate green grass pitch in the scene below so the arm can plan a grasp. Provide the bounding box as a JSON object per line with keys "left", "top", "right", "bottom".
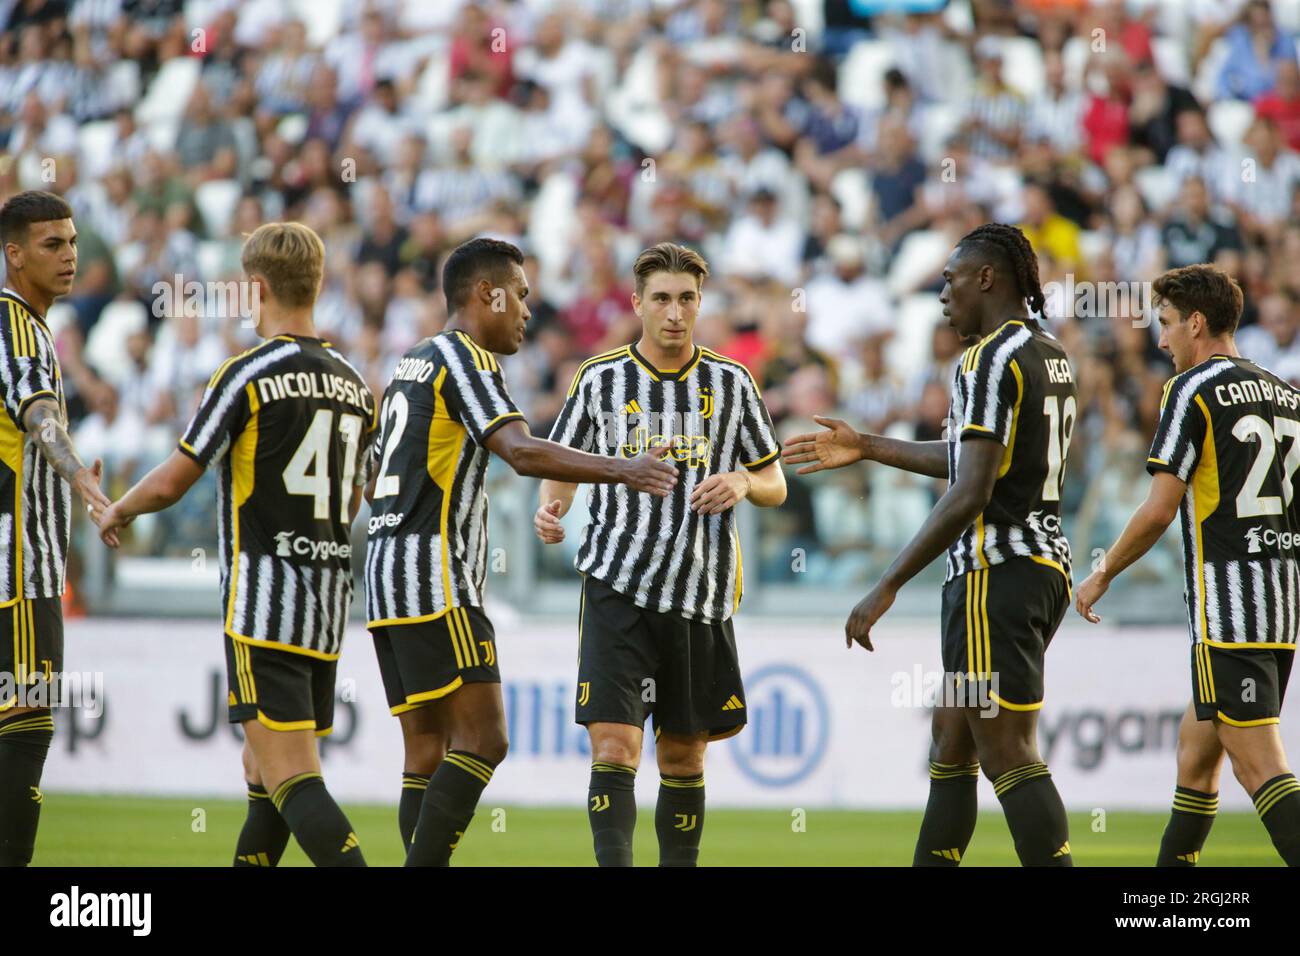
{"left": 33, "top": 795, "right": 1283, "bottom": 866}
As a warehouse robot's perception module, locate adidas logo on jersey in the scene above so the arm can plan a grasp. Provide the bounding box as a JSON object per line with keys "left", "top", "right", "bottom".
{"left": 273, "top": 531, "right": 352, "bottom": 560}
{"left": 721, "top": 695, "right": 744, "bottom": 711}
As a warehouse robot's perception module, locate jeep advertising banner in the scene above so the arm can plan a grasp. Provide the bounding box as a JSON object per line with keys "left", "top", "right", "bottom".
{"left": 41, "top": 616, "right": 1299, "bottom": 810}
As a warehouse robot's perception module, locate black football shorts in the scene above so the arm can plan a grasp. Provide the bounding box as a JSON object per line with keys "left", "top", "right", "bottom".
{"left": 575, "top": 575, "right": 746, "bottom": 741}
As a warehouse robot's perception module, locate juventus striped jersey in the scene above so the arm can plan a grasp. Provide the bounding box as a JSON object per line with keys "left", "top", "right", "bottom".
{"left": 179, "top": 335, "right": 377, "bottom": 659}
{"left": 365, "top": 330, "right": 525, "bottom": 627}
{"left": 0, "top": 289, "right": 72, "bottom": 603}
{"left": 1147, "top": 355, "right": 1300, "bottom": 648}
{"left": 945, "top": 319, "right": 1076, "bottom": 584}
{"left": 548, "top": 343, "right": 781, "bottom": 624}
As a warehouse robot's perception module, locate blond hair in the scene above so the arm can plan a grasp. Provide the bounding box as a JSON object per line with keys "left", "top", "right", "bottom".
{"left": 632, "top": 242, "right": 709, "bottom": 296}
{"left": 241, "top": 221, "right": 325, "bottom": 308}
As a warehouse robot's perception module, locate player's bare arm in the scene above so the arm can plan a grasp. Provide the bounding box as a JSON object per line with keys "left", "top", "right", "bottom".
{"left": 1075, "top": 472, "right": 1185, "bottom": 624}
{"left": 845, "top": 436, "right": 1001, "bottom": 651}
{"left": 690, "top": 459, "right": 785, "bottom": 515}
{"left": 97, "top": 450, "right": 205, "bottom": 548}
{"left": 783, "top": 415, "right": 948, "bottom": 479}
{"left": 23, "top": 397, "right": 112, "bottom": 517}
{"left": 486, "top": 419, "right": 677, "bottom": 495}
{"left": 535, "top": 478, "right": 578, "bottom": 544}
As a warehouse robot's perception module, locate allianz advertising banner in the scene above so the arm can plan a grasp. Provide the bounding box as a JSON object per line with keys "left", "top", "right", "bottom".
{"left": 40, "top": 614, "right": 1300, "bottom": 811}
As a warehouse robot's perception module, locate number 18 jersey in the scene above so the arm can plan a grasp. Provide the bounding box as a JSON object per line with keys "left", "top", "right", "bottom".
{"left": 1147, "top": 355, "right": 1300, "bottom": 647}
{"left": 179, "top": 335, "right": 377, "bottom": 658}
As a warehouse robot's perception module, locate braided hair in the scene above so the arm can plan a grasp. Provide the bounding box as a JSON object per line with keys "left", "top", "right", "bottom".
{"left": 957, "top": 223, "right": 1046, "bottom": 317}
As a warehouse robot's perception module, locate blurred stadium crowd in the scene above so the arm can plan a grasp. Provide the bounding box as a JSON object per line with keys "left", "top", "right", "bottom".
{"left": 3, "top": 0, "right": 1300, "bottom": 602}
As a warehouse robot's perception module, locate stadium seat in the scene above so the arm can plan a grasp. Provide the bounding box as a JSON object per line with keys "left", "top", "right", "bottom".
{"left": 916, "top": 102, "right": 962, "bottom": 164}
{"left": 887, "top": 229, "right": 949, "bottom": 298}
{"left": 143, "top": 119, "right": 179, "bottom": 154}
{"left": 276, "top": 113, "right": 308, "bottom": 146}
{"left": 85, "top": 300, "right": 148, "bottom": 385}
{"left": 527, "top": 171, "right": 579, "bottom": 285}
{"left": 829, "top": 167, "right": 871, "bottom": 231}
{"left": 942, "top": 0, "right": 975, "bottom": 34}
{"left": 998, "top": 36, "right": 1046, "bottom": 100}
{"left": 78, "top": 121, "right": 118, "bottom": 182}
{"left": 290, "top": 0, "right": 344, "bottom": 47}
{"left": 788, "top": 0, "right": 824, "bottom": 41}
{"left": 45, "top": 302, "right": 77, "bottom": 339}
{"left": 134, "top": 56, "right": 201, "bottom": 128}
{"left": 1060, "top": 36, "right": 1089, "bottom": 93}
{"left": 194, "top": 180, "right": 243, "bottom": 240}
{"left": 196, "top": 240, "right": 227, "bottom": 282}
{"left": 838, "top": 40, "right": 896, "bottom": 112}
{"left": 885, "top": 294, "right": 944, "bottom": 386}
{"left": 1207, "top": 99, "right": 1256, "bottom": 149}
{"left": 1192, "top": 37, "right": 1231, "bottom": 104}
{"left": 1134, "top": 164, "right": 1179, "bottom": 211}
{"left": 1151, "top": 35, "right": 1190, "bottom": 87}
{"left": 1078, "top": 230, "right": 1111, "bottom": 270}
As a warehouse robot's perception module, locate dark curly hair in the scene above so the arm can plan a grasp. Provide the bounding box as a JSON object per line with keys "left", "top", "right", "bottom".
{"left": 957, "top": 222, "right": 1046, "bottom": 316}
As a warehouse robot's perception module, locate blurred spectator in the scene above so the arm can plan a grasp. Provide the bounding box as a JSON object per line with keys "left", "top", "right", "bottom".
{"left": 1217, "top": 0, "right": 1297, "bottom": 101}
{"left": 1254, "top": 57, "right": 1300, "bottom": 151}
{"left": 720, "top": 187, "right": 804, "bottom": 286}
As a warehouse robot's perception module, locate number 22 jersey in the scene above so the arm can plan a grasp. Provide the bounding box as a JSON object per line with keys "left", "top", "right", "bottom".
{"left": 364, "top": 330, "right": 524, "bottom": 628}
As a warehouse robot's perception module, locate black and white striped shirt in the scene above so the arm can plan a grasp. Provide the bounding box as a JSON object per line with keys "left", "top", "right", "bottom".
{"left": 179, "top": 335, "right": 377, "bottom": 659}
{"left": 365, "top": 330, "right": 525, "bottom": 627}
{"left": 1147, "top": 355, "right": 1300, "bottom": 648}
{"left": 548, "top": 344, "right": 781, "bottom": 624}
{"left": 0, "top": 289, "right": 72, "bottom": 603}
{"left": 945, "top": 319, "right": 1076, "bottom": 584}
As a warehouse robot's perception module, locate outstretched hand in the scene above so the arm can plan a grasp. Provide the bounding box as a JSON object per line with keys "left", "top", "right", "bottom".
{"left": 782, "top": 417, "right": 864, "bottom": 475}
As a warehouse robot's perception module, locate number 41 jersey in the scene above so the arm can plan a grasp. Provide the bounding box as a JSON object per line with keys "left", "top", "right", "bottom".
{"left": 179, "top": 335, "right": 377, "bottom": 659}
{"left": 1147, "top": 355, "right": 1300, "bottom": 647}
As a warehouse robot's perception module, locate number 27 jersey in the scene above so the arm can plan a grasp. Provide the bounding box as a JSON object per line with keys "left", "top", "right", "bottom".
{"left": 1147, "top": 355, "right": 1300, "bottom": 647}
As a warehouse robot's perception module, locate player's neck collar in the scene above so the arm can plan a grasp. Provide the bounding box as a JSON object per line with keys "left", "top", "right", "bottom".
{"left": 0, "top": 286, "right": 47, "bottom": 323}
{"left": 629, "top": 341, "right": 700, "bottom": 381}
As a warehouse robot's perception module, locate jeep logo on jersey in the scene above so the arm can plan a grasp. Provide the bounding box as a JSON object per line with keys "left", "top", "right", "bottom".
{"left": 273, "top": 531, "right": 352, "bottom": 560}
{"left": 1027, "top": 510, "right": 1061, "bottom": 535}
{"left": 1245, "top": 526, "right": 1297, "bottom": 553}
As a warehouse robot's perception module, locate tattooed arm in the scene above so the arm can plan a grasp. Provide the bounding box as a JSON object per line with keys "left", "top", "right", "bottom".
{"left": 23, "top": 397, "right": 112, "bottom": 511}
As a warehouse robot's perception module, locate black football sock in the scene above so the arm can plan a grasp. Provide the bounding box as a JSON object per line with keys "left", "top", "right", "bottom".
{"left": 1155, "top": 786, "right": 1218, "bottom": 866}
{"left": 1253, "top": 773, "right": 1300, "bottom": 866}
{"left": 992, "top": 762, "right": 1073, "bottom": 867}
{"left": 399, "top": 772, "right": 431, "bottom": 853}
{"left": 406, "top": 751, "right": 496, "bottom": 867}
{"left": 656, "top": 773, "right": 705, "bottom": 867}
{"left": 0, "top": 710, "right": 53, "bottom": 867}
{"left": 233, "top": 782, "right": 291, "bottom": 867}
{"left": 271, "top": 772, "right": 366, "bottom": 867}
{"left": 913, "top": 761, "right": 980, "bottom": 867}
{"left": 588, "top": 762, "right": 637, "bottom": 867}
